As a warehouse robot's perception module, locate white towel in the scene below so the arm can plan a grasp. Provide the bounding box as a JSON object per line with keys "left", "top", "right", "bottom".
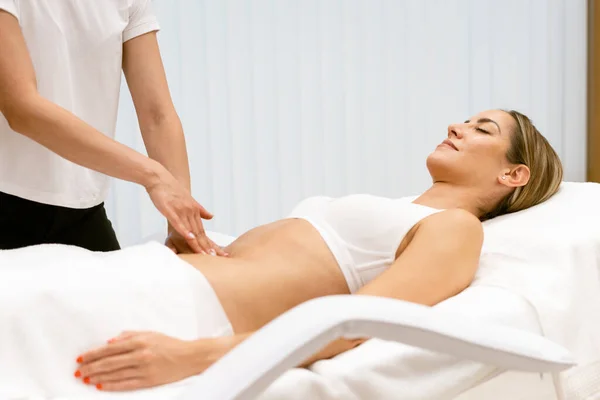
{"left": 0, "top": 241, "right": 231, "bottom": 400}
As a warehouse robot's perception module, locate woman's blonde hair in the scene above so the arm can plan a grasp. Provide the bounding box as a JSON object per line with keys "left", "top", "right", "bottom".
{"left": 481, "top": 110, "right": 563, "bottom": 221}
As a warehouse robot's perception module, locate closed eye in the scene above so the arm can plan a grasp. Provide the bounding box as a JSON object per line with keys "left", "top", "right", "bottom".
{"left": 476, "top": 127, "right": 490, "bottom": 134}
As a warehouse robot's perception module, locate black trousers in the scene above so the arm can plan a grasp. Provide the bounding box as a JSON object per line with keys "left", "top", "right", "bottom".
{"left": 0, "top": 191, "right": 120, "bottom": 251}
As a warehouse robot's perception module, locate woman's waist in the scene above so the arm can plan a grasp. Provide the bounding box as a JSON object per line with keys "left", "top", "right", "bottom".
{"left": 202, "top": 267, "right": 350, "bottom": 333}
{"left": 223, "top": 219, "right": 347, "bottom": 272}
{"left": 187, "top": 220, "right": 351, "bottom": 331}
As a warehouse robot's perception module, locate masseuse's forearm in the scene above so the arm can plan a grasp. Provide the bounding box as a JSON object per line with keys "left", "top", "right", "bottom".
{"left": 141, "top": 113, "right": 191, "bottom": 190}
{"left": 7, "top": 94, "right": 165, "bottom": 189}
{"left": 140, "top": 113, "right": 192, "bottom": 233}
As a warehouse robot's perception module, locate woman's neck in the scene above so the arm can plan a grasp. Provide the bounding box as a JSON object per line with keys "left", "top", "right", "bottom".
{"left": 412, "top": 182, "right": 488, "bottom": 218}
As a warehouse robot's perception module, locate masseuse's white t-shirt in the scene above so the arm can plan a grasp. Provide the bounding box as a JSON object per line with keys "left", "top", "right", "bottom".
{"left": 0, "top": 0, "right": 160, "bottom": 208}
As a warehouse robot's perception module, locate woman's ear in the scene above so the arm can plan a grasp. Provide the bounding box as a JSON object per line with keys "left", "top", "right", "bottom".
{"left": 499, "top": 165, "right": 530, "bottom": 187}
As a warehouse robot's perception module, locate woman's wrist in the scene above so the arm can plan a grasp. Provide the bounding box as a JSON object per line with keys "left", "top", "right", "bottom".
{"left": 299, "top": 337, "right": 369, "bottom": 368}
{"left": 182, "top": 338, "right": 221, "bottom": 376}
{"left": 184, "top": 334, "right": 252, "bottom": 376}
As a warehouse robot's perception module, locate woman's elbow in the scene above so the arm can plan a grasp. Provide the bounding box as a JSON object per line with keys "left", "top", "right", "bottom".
{"left": 449, "top": 267, "right": 478, "bottom": 296}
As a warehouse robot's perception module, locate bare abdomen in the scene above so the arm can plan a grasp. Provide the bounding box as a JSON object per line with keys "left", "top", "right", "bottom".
{"left": 179, "top": 219, "right": 350, "bottom": 333}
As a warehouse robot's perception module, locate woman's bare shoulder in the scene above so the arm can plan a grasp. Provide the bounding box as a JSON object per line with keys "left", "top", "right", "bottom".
{"left": 421, "top": 208, "right": 482, "bottom": 235}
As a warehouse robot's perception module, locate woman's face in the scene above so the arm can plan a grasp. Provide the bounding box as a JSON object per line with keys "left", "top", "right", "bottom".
{"left": 426, "top": 109, "right": 519, "bottom": 186}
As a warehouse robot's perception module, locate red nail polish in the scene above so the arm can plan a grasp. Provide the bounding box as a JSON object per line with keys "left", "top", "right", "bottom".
{"left": 74, "top": 370, "right": 81, "bottom": 378}
{"left": 96, "top": 383, "right": 103, "bottom": 390}
{"left": 83, "top": 377, "right": 91, "bottom": 384}
{"left": 76, "top": 356, "right": 83, "bottom": 363}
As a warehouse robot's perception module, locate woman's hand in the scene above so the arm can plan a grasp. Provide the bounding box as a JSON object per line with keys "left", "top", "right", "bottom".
{"left": 145, "top": 167, "right": 226, "bottom": 256}
{"left": 74, "top": 331, "right": 199, "bottom": 391}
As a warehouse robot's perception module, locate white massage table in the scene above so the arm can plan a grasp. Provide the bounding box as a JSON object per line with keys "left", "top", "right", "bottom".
{"left": 1, "top": 185, "right": 595, "bottom": 399}
{"left": 149, "top": 181, "right": 600, "bottom": 400}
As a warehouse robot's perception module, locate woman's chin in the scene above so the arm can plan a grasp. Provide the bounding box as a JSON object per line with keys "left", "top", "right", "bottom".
{"left": 427, "top": 149, "right": 455, "bottom": 166}
{"left": 426, "top": 150, "right": 463, "bottom": 178}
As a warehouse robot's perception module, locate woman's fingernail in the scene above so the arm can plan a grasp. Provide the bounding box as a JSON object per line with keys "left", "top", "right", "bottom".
{"left": 210, "top": 249, "right": 216, "bottom": 256}
{"left": 84, "top": 377, "right": 91, "bottom": 384}
{"left": 76, "top": 356, "right": 83, "bottom": 363}
{"left": 188, "top": 232, "right": 196, "bottom": 239}
{"left": 74, "top": 370, "right": 81, "bottom": 378}
{"left": 96, "top": 383, "right": 103, "bottom": 390}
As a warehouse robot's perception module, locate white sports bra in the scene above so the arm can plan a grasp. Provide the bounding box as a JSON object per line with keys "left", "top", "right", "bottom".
{"left": 288, "top": 194, "right": 443, "bottom": 293}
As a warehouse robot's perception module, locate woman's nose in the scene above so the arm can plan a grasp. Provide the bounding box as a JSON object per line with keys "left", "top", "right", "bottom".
{"left": 447, "top": 124, "right": 463, "bottom": 138}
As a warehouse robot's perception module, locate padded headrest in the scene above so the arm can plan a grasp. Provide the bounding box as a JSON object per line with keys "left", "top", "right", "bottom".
{"left": 481, "top": 182, "right": 600, "bottom": 258}
{"left": 472, "top": 184, "right": 600, "bottom": 375}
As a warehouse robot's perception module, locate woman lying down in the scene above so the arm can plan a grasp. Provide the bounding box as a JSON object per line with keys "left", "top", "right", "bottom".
{"left": 0, "top": 109, "right": 563, "bottom": 396}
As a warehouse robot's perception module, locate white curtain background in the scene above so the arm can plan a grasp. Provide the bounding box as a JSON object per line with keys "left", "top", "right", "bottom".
{"left": 105, "top": 0, "right": 588, "bottom": 246}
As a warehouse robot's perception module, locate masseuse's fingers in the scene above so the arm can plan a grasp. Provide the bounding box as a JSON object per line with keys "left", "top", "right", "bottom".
{"left": 145, "top": 169, "right": 213, "bottom": 254}
{"left": 208, "top": 237, "right": 228, "bottom": 257}
{"left": 164, "top": 231, "right": 194, "bottom": 254}
{"left": 190, "top": 211, "right": 228, "bottom": 257}
{"left": 167, "top": 209, "right": 203, "bottom": 254}
{"left": 187, "top": 209, "right": 228, "bottom": 256}
{"left": 196, "top": 202, "right": 213, "bottom": 220}
{"left": 170, "top": 199, "right": 213, "bottom": 254}
{"left": 191, "top": 212, "right": 228, "bottom": 256}
{"left": 188, "top": 214, "right": 209, "bottom": 255}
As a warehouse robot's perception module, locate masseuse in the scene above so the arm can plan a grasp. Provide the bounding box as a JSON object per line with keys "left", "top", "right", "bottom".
{"left": 0, "top": 0, "right": 223, "bottom": 255}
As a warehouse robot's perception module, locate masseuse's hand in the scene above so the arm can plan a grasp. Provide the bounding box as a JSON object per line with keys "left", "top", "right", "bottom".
{"left": 75, "top": 331, "right": 200, "bottom": 391}
{"left": 165, "top": 226, "right": 226, "bottom": 256}
{"left": 146, "top": 168, "right": 226, "bottom": 255}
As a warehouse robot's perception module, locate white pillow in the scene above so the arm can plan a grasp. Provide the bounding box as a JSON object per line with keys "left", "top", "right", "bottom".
{"left": 482, "top": 181, "right": 600, "bottom": 252}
